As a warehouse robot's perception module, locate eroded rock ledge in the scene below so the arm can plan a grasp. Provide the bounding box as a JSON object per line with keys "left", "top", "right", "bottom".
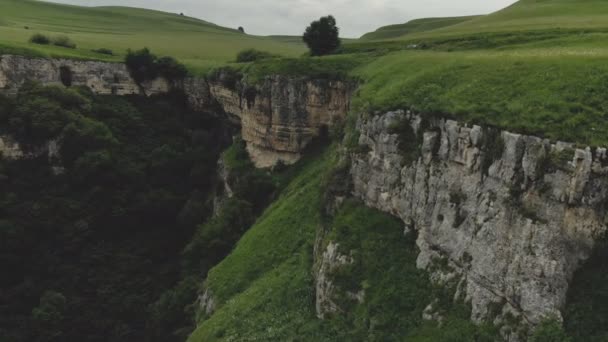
{"left": 350, "top": 110, "right": 608, "bottom": 337}
{"left": 186, "top": 72, "right": 354, "bottom": 167}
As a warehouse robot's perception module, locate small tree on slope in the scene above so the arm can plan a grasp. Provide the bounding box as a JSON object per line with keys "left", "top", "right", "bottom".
{"left": 303, "top": 15, "right": 341, "bottom": 56}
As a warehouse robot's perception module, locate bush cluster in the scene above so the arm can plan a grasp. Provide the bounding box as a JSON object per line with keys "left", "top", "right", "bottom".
{"left": 91, "top": 48, "right": 114, "bottom": 55}
{"left": 29, "top": 34, "right": 76, "bottom": 49}
{"left": 125, "top": 48, "right": 188, "bottom": 83}
{"left": 52, "top": 35, "right": 76, "bottom": 49}
{"left": 29, "top": 33, "right": 50, "bottom": 45}
{"left": 235, "top": 49, "right": 278, "bottom": 63}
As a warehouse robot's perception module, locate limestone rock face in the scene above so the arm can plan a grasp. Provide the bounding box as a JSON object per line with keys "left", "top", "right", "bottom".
{"left": 0, "top": 54, "right": 169, "bottom": 96}
{"left": 350, "top": 110, "right": 608, "bottom": 333}
{"left": 202, "top": 74, "right": 354, "bottom": 168}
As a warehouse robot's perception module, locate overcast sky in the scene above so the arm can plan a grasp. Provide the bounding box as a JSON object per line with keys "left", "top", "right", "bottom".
{"left": 46, "top": 0, "right": 517, "bottom": 38}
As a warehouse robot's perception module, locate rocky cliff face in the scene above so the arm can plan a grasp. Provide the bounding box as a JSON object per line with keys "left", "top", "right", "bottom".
{"left": 0, "top": 54, "right": 169, "bottom": 96}
{"left": 349, "top": 110, "right": 608, "bottom": 337}
{"left": 187, "top": 73, "right": 354, "bottom": 168}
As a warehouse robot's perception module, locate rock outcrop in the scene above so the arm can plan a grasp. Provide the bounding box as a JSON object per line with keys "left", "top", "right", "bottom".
{"left": 195, "top": 73, "right": 354, "bottom": 168}
{"left": 315, "top": 241, "right": 364, "bottom": 318}
{"left": 350, "top": 110, "right": 608, "bottom": 337}
{"left": 0, "top": 54, "right": 169, "bottom": 96}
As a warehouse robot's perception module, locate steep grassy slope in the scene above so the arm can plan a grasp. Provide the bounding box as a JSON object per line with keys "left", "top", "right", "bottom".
{"left": 0, "top": 0, "right": 304, "bottom": 71}
{"left": 360, "top": 16, "right": 480, "bottom": 40}
{"left": 187, "top": 147, "right": 500, "bottom": 341}
{"left": 188, "top": 148, "right": 336, "bottom": 341}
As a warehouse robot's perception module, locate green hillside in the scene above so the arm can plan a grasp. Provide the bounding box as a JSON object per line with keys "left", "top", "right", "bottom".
{"left": 360, "top": 16, "right": 480, "bottom": 40}
{"left": 398, "top": 0, "right": 608, "bottom": 39}
{"left": 0, "top": 0, "right": 305, "bottom": 72}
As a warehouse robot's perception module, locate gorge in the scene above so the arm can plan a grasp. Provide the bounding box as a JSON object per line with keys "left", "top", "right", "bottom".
{"left": 1, "top": 54, "right": 605, "bottom": 341}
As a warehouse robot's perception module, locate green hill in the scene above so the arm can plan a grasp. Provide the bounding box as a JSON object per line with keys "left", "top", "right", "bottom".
{"left": 360, "top": 16, "right": 480, "bottom": 40}
{"left": 399, "top": 0, "right": 608, "bottom": 38}
{"left": 0, "top": 0, "right": 305, "bottom": 72}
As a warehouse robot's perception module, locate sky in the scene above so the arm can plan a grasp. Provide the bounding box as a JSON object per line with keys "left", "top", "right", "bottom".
{"left": 46, "top": 0, "right": 518, "bottom": 38}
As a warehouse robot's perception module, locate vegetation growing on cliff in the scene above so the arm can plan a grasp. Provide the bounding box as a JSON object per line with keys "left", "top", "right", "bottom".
{"left": 0, "top": 84, "right": 229, "bottom": 342}
{"left": 187, "top": 147, "right": 499, "bottom": 341}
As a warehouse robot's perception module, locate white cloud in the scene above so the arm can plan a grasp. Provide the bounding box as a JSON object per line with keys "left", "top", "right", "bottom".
{"left": 45, "top": 0, "right": 517, "bottom": 37}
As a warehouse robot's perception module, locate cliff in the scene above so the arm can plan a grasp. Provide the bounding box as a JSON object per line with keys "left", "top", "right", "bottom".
{"left": 186, "top": 72, "right": 354, "bottom": 167}
{"left": 1, "top": 55, "right": 353, "bottom": 168}
{"left": 0, "top": 55, "right": 169, "bottom": 96}
{"left": 346, "top": 110, "right": 607, "bottom": 338}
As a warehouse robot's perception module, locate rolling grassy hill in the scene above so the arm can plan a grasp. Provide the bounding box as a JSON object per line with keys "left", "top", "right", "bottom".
{"left": 379, "top": 0, "right": 608, "bottom": 40}
{"left": 0, "top": 0, "right": 305, "bottom": 72}
{"left": 359, "top": 16, "right": 480, "bottom": 40}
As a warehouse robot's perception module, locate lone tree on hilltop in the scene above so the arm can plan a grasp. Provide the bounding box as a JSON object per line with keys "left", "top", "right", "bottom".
{"left": 238, "top": 26, "right": 245, "bottom": 33}
{"left": 303, "top": 15, "right": 341, "bottom": 56}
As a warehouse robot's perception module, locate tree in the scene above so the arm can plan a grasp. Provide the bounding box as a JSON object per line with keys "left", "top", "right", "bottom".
{"left": 125, "top": 48, "right": 158, "bottom": 84}
{"left": 303, "top": 15, "right": 341, "bottom": 56}
{"left": 238, "top": 26, "right": 245, "bottom": 33}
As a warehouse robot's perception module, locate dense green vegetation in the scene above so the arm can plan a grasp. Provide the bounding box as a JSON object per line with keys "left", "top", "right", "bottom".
{"left": 0, "top": 84, "right": 230, "bottom": 342}
{"left": 125, "top": 48, "right": 188, "bottom": 84}
{"left": 0, "top": 0, "right": 304, "bottom": 72}
{"left": 187, "top": 150, "right": 500, "bottom": 341}
{"left": 235, "top": 49, "right": 278, "bottom": 63}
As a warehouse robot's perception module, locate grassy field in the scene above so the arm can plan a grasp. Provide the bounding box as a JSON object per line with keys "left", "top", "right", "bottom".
{"left": 0, "top": 0, "right": 305, "bottom": 72}
{"left": 360, "top": 16, "right": 480, "bottom": 40}
{"left": 425, "top": 0, "right": 608, "bottom": 38}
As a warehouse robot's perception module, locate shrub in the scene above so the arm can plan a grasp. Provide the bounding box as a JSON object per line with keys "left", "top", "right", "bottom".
{"left": 303, "top": 15, "right": 341, "bottom": 56}
{"left": 126, "top": 48, "right": 158, "bottom": 84}
{"left": 235, "top": 49, "right": 277, "bottom": 63}
{"left": 29, "top": 33, "right": 50, "bottom": 45}
{"left": 52, "top": 36, "right": 76, "bottom": 49}
{"left": 125, "top": 48, "right": 188, "bottom": 84}
{"left": 156, "top": 56, "right": 188, "bottom": 81}
{"left": 531, "top": 319, "right": 572, "bottom": 342}
{"left": 92, "top": 48, "right": 114, "bottom": 55}
{"left": 207, "top": 67, "right": 241, "bottom": 90}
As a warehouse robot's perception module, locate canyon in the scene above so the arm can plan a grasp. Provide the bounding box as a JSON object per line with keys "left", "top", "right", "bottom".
{"left": 2, "top": 54, "right": 606, "bottom": 339}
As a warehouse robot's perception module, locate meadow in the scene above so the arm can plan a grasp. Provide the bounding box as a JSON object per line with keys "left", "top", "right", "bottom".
{"left": 0, "top": 0, "right": 305, "bottom": 72}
